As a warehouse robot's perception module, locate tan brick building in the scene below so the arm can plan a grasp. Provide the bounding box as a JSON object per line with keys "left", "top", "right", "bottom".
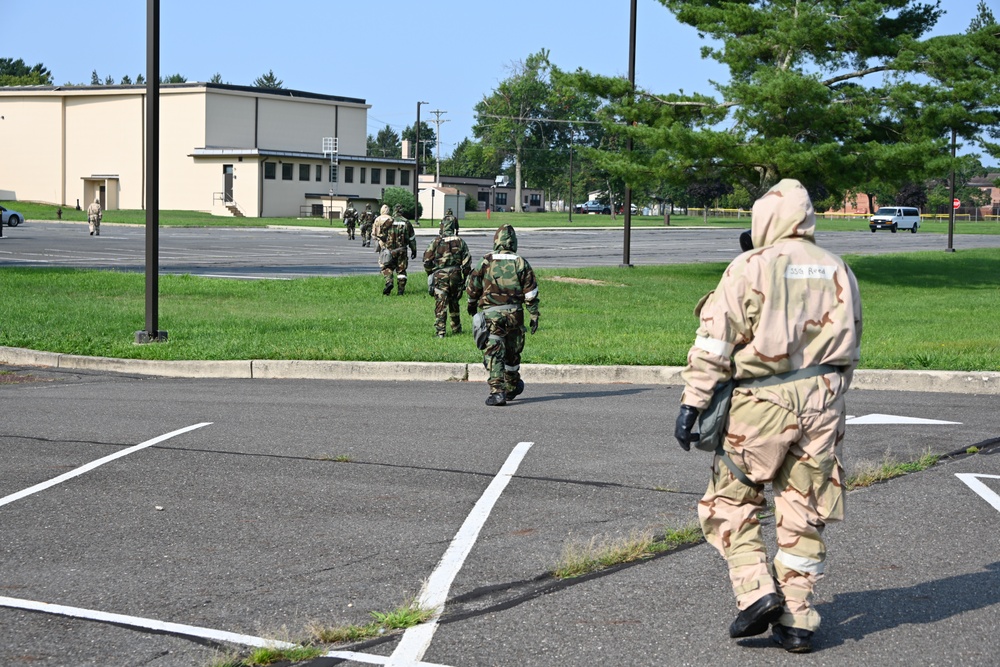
{"left": 0, "top": 83, "right": 414, "bottom": 218}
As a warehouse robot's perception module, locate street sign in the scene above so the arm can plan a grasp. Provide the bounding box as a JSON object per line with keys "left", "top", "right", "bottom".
{"left": 953, "top": 198, "right": 961, "bottom": 209}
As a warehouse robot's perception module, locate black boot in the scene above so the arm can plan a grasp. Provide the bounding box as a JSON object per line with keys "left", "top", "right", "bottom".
{"left": 729, "top": 593, "right": 784, "bottom": 638}
{"left": 397, "top": 282, "right": 406, "bottom": 296}
{"left": 383, "top": 283, "right": 393, "bottom": 296}
{"left": 772, "top": 625, "right": 813, "bottom": 653}
{"left": 485, "top": 392, "right": 507, "bottom": 406}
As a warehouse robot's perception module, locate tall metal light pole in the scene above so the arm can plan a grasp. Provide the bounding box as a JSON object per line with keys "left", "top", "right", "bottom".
{"left": 414, "top": 101, "right": 427, "bottom": 226}
{"left": 947, "top": 127, "right": 957, "bottom": 253}
{"left": 621, "top": 0, "right": 637, "bottom": 268}
{"left": 137, "top": 0, "right": 166, "bottom": 343}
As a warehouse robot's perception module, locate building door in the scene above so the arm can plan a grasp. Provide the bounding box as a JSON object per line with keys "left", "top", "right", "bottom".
{"left": 223, "top": 165, "right": 234, "bottom": 203}
{"left": 99, "top": 185, "right": 106, "bottom": 211}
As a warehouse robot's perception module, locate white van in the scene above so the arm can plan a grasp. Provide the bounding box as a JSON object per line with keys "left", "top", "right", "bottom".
{"left": 869, "top": 206, "right": 921, "bottom": 233}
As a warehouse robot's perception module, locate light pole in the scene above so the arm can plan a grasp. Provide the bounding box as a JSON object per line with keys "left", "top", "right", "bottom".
{"left": 414, "top": 101, "right": 428, "bottom": 226}
{"left": 621, "top": 0, "right": 636, "bottom": 268}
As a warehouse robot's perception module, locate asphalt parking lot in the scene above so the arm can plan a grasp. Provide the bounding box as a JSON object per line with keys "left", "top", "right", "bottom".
{"left": 1, "top": 367, "right": 998, "bottom": 666}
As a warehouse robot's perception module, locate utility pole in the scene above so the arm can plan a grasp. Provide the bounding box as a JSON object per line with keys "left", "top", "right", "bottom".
{"left": 428, "top": 109, "right": 449, "bottom": 184}
{"left": 414, "top": 101, "right": 427, "bottom": 226}
{"left": 621, "top": 0, "right": 636, "bottom": 268}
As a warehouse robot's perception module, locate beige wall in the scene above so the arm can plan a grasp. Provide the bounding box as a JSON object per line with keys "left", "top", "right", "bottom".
{"left": 0, "top": 85, "right": 398, "bottom": 217}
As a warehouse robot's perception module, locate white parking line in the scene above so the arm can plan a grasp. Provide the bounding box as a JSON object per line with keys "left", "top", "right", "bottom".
{"left": 0, "top": 423, "right": 211, "bottom": 508}
{"left": 386, "top": 441, "right": 535, "bottom": 667}
{"left": 955, "top": 474, "right": 1000, "bottom": 512}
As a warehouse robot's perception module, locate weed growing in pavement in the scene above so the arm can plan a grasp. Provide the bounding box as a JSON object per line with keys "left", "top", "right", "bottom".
{"left": 308, "top": 598, "right": 435, "bottom": 644}
{"left": 846, "top": 450, "right": 941, "bottom": 489}
{"left": 966, "top": 446, "right": 980, "bottom": 454}
{"left": 552, "top": 524, "right": 702, "bottom": 579}
{"left": 206, "top": 644, "right": 323, "bottom": 667}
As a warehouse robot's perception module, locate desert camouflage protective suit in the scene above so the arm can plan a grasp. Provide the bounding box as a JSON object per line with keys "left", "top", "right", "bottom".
{"left": 87, "top": 197, "right": 102, "bottom": 235}
{"left": 343, "top": 203, "right": 358, "bottom": 240}
{"left": 680, "top": 179, "right": 862, "bottom": 633}
{"left": 376, "top": 205, "right": 417, "bottom": 295}
{"left": 372, "top": 204, "right": 393, "bottom": 252}
{"left": 423, "top": 214, "right": 471, "bottom": 336}
{"left": 467, "top": 224, "right": 540, "bottom": 396}
{"left": 359, "top": 204, "right": 375, "bottom": 247}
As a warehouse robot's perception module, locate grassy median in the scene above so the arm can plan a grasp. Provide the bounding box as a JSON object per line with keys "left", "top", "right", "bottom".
{"left": 0, "top": 249, "right": 998, "bottom": 370}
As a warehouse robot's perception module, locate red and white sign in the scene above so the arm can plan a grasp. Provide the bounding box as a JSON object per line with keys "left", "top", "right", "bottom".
{"left": 953, "top": 198, "right": 961, "bottom": 209}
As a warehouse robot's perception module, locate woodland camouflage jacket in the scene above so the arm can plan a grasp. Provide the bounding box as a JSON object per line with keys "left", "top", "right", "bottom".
{"left": 466, "top": 224, "right": 540, "bottom": 316}
{"left": 423, "top": 216, "right": 471, "bottom": 278}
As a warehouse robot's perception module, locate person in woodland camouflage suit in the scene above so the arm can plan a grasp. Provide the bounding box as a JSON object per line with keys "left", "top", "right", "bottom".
{"left": 343, "top": 201, "right": 358, "bottom": 240}
{"left": 359, "top": 203, "right": 376, "bottom": 247}
{"left": 376, "top": 204, "right": 417, "bottom": 295}
{"left": 466, "top": 224, "right": 540, "bottom": 406}
{"left": 423, "top": 209, "right": 471, "bottom": 337}
{"left": 674, "top": 179, "right": 862, "bottom": 653}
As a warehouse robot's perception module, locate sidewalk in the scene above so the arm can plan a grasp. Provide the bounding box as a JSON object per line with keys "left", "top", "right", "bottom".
{"left": 2, "top": 346, "right": 998, "bottom": 394}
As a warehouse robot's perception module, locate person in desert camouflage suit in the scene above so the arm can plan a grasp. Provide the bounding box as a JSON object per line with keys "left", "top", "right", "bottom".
{"left": 674, "top": 179, "right": 862, "bottom": 653}
{"left": 376, "top": 204, "right": 417, "bottom": 296}
{"left": 423, "top": 209, "right": 471, "bottom": 338}
{"left": 343, "top": 201, "right": 358, "bottom": 240}
{"left": 466, "top": 224, "right": 540, "bottom": 406}
{"left": 359, "top": 203, "right": 376, "bottom": 247}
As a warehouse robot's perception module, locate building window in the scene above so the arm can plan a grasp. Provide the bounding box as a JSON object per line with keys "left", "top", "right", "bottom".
{"left": 344, "top": 166, "right": 354, "bottom": 183}
{"left": 386, "top": 169, "right": 395, "bottom": 185}
{"left": 316, "top": 165, "right": 322, "bottom": 181}
{"left": 530, "top": 193, "right": 542, "bottom": 207}
{"left": 282, "top": 163, "right": 293, "bottom": 180}
{"left": 329, "top": 165, "right": 338, "bottom": 183}
{"left": 371, "top": 168, "right": 381, "bottom": 185}
{"left": 495, "top": 192, "right": 508, "bottom": 206}
{"left": 400, "top": 170, "right": 410, "bottom": 186}
{"left": 264, "top": 162, "right": 276, "bottom": 180}
{"left": 360, "top": 167, "right": 366, "bottom": 184}
{"left": 299, "top": 164, "right": 310, "bottom": 181}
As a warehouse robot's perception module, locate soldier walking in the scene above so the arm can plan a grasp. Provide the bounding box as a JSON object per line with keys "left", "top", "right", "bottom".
{"left": 466, "top": 224, "right": 540, "bottom": 406}
{"left": 372, "top": 204, "right": 393, "bottom": 252}
{"left": 343, "top": 201, "right": 358, "bottom": 240}
{"left": 423, "top": 209, "right": 471, "bottom": 338}
{"left": 376, "top": 204, "right": 416, "bottom": 296}
{"left": 87, "top": 197, "right": 102, "bottom": 236}
{"left": 674, "top": 179, "right": 862, "bottom": 653}
{"left": 359, "top": 203, "right": 375, "bottom": 247}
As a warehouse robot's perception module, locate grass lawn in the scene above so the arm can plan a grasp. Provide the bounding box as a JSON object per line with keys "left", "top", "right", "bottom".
{"left": 7, "top": 200, "right": 1000, "bottom": 234}
{"left": 1, "top": 250, "right": 997, "bottom": 371}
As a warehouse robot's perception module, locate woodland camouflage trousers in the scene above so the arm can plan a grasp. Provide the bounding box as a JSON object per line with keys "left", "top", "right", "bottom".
{"left": 697, "top": 376, "right": 847, "bottom": 632}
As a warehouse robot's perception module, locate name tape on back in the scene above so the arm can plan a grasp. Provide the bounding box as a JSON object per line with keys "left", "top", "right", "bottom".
{"left": 786, "top": 264, "right": 835, "bottom": 280}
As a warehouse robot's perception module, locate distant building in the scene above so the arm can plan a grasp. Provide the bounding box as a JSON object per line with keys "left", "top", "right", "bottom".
{"left": 0, "top": 83, "right": 414, "bottom": 218}
{"left": 420, "top": 174, "right": 545, "bottom": 213}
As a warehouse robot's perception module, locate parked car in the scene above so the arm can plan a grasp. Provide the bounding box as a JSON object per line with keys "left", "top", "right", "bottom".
{"left": 616, "top": 203, "right": 640, "bottom": 215}
{"left": 869, "top": 206, "right": 920, "bottom": 233}
{"left": 579, "top": 200, "right": 611, "bottom": 214}
{"left": 1, "top": 205, "right": 23, "bottom": 227}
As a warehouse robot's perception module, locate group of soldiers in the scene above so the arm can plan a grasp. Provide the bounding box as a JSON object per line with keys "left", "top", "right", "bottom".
{"left": 343, "top": 201, "right": 540, "bottom": 407}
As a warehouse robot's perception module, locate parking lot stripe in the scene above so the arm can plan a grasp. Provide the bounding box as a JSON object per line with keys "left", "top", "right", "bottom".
{"left": 956, "top": 474, "right": 1000, "bottom": 512}
{"left": 0, "top": 423, "right": 211, "bottom": 509}
{"left": 386, "top": 441, "right": 535, "bottom": 667}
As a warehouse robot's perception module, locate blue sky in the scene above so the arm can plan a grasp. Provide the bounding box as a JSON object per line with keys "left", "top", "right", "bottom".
{"left": 2, "top": 1, "right": 984, "bottom": 158}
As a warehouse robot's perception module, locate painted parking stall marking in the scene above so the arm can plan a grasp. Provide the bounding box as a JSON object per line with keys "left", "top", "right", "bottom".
{"left": 956, "top": 474, "right": 1000, "bottom": 513}
{"left": 846, "top": 413, "right": 961, "bottom": 425}
{"left": 0, "top": 422, "right": 212, "bottom": 508}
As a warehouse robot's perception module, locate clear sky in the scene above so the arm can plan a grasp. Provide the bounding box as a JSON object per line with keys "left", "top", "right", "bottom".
{"left": 2, "top": 0, "right": 985, "bottom": 159}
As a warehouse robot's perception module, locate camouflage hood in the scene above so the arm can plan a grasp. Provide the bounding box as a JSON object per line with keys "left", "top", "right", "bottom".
{"left": 751, "top": 179, "right": 816, "bottom": 249}
{"left": 380, "top": 204, "right": 390, "bottom": 216}
{"left": 493, "top": 224, "right": 517, "bottom": 253}
{"left": 440, "top": 216, "right": 460, "bottom": 237}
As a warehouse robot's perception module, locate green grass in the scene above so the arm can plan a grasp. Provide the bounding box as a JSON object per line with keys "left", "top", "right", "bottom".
{"left": 308, "top": 600, "right": 435, "bottom": 644}
{"left": 846, "top": 451, "right": 941, "bottom": 489}
{"left": 0, "top": 250, "right": 998, "bottom": 370}
{"left": 552, "top": 524, "right": 703, "bottom": 579}
{"left": 8, "top": 200, "right": 1000, "bottom": 233}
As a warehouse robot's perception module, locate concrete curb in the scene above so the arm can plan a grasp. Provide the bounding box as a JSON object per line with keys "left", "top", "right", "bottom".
{"left": 1, "top": 346, "right": 997, "bottom": 394}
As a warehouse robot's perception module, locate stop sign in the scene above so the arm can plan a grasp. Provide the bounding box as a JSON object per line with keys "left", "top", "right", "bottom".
{"left": 953, "top": 198, "right": 961, "bottom": 209}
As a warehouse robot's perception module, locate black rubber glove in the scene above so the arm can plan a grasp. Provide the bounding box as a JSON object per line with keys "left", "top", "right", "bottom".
{"left": 674, "top": 405, "right": 701, "bottom": 451}
{"left": 467, "top": 302, "right": 477, "bottom": 317}
{"left": 411, "top": 248, "right": 417, "bottom": 259}
{"left": 529, "top": 315, "right": 539, "bottom": 334}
